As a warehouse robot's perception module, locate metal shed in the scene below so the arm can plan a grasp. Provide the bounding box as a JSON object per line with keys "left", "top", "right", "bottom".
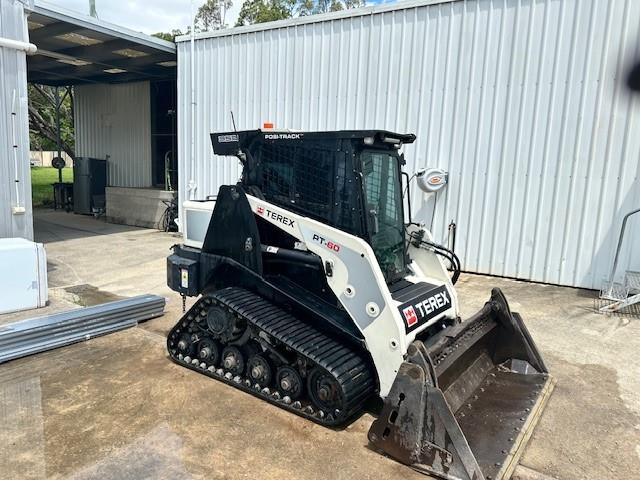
{"left": 25, "top": 1, "right": 178, "bottom": 228}
{"left": 176, "top": 0, "right": 640, "bottom": 290}
{"left": 0, "top": 0, "right": 178, "bottom": 237}
{"left": 0, "top": 0, "right": 33, "bottom": 240}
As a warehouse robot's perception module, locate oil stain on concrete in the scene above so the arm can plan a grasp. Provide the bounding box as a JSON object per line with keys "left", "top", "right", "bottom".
{"left": 64, "top": 284, "right": 124, "bottom": 307}
{"left": 521, "top": 354, "right": 640, "bottom": 480}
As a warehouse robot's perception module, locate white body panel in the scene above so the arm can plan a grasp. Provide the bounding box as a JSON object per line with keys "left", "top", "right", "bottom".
{"left": 182, "top": 196, "right": 459, "bottom": 397}
{"left": 245, "top": 196, "right": 458, "bottom": 397}
{"left": 182, "top": 199, "right": 216, "bottom": 248}
{"left": 0, "top": 238, "right": 48, "bottom": 314}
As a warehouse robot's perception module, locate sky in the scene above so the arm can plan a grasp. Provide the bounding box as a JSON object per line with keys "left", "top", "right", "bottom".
{"left": 44, "top": 0, "right": 391, "bottom": 36}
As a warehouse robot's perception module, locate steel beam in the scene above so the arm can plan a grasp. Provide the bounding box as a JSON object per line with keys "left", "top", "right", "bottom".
{"left": 0, "top": 295, "right": 165, "bottom": 363}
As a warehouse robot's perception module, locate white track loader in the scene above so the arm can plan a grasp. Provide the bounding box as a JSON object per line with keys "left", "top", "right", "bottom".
{"left": 166, "top": 129, "right": 554, "bottom": 480}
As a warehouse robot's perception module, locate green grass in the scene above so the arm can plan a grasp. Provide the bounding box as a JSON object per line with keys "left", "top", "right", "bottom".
{"left": 31, "top": 167, "right": 74, "bottom": 207}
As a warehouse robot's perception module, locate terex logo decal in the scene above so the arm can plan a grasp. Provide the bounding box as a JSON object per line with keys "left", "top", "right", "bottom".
{"left": 398, "top": 285, "right": 451, "bottom": 333}
{"left": 256, "top": 205, "right": 295, "bottom": 228}
{"left": 311, "top": 233, "right": 341, "bottom": 252}
{"left": 402, "top": 306, "right": 418, "bottom": 328}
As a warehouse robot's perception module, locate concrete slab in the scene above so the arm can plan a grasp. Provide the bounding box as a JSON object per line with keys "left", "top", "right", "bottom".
{"left": 0, "top": 327, "right": 421, "bottom": 480}
{"left": 32, "top": 209, "right": 190, "bottom": 326}
{"left": 106, "top": 186, "right": 176, "bottom": 229}
{"left": 0, "top": 209, "right": 638, "bottom": 479}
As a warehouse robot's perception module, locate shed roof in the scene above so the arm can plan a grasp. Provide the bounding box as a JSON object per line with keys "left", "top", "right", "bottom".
{"left": 175, "top": 0, "right": 457, "bottom": 42}
{"left": 25, "top": 0, "right": 176, "bottom": 86}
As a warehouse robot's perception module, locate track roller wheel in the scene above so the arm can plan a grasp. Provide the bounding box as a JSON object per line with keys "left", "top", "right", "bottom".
{"left": 276, "top": 366, "right": 303, "bottom": 400}
{"left": 247, "top": 354, "right": 272, "bottom": 387}
{"left": 197, "top": 338, "right": 220, "bottom": 365}
{"left": 307, "top": 368, "right": 343, "bottom": 413}
{"left": 221, "top": 346, "right": 245, "bottom": 375}
{"left": 176, "top": 333, "right": 195, "bottom": 356}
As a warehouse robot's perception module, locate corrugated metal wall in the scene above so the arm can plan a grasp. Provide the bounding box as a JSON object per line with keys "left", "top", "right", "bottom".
{"left": 74, "top": 82, "right": 152, "bottom": 188}
{"left": 0, "top": 0, "right": 33, "bottom": 240}
{"left": 177, "top": 0, "right": 640, "bottom": 290}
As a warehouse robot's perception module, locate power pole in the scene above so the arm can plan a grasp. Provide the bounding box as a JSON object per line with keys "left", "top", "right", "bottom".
{"left": 89, "top": 0, "right": 97, "bottom": 18}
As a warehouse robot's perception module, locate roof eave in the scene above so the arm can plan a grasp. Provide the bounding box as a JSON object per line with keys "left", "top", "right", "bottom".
{"left": 176, "top": 0, "right": 457, "bottom": 43}
{"left": 28, "top": 0, "right": 176, "bottom": 53}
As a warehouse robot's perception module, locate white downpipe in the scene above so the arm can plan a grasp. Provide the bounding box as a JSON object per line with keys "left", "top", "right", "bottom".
{"left": 11, "top": 90, "right": 22, "bottom": 211}
{"left": 188, "top": 0, "right": 197, "bottom": 200}
{"left": 0, "top": 36, "right": 37, "bottom": 54}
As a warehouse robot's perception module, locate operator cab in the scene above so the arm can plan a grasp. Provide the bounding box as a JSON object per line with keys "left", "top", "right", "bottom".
{"left": 210, "top": 129, "right": 416, "bottom": 284}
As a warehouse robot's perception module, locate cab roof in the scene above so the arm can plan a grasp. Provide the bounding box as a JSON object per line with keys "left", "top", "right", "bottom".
{"left": 210, "top": 129, "right": 416, "bottom": 156}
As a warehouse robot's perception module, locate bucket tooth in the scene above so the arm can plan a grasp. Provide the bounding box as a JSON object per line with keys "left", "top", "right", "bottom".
{"left": 368, "top": 288, "right": 554, "bottom": 480}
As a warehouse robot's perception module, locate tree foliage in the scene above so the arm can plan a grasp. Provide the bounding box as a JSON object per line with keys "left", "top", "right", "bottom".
{"left": 195, "top": 0, "right": 234, "bottom": 31}
{"left": 157, "top": 0, "right": 366, "bottom": 34}
{"left": 236, "top": 0, "right": 295, "bottom": 27}
{"left": 298, "top": 0, "right": 364, "bottom": 16}
{"left": 28, "top": 85, "right": 75, "bottom": 158}
{"left": 237, "top": 0, "right": 365, "bottom": 26}
{"left": 152, "top": 29, "right": 186, "bottom": 42}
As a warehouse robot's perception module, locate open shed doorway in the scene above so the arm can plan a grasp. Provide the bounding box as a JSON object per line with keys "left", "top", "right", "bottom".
{"left": 151, "top": 79, "right": 177, "bottom": 192}
{"left": 24, "top": 1, "right": 178, "bottom": 232}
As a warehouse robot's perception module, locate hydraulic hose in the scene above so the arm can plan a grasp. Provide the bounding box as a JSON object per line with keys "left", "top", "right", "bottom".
{"left": 408, "top": 231, "right": 461, "bottom": 285}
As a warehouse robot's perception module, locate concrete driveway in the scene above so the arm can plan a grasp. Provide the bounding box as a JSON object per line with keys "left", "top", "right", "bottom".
{"left": 1, "top": 209, "right": 638, "bottom": 480}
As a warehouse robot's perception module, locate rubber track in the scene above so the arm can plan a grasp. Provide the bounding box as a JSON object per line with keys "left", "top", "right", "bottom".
{"left": 168, "top": 287, "right": 375, "bottom": 427}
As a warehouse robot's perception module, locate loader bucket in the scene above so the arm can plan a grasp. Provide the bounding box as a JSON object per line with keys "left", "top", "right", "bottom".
{"left": 368, "top": 288, "right": 554, "bottom": 480}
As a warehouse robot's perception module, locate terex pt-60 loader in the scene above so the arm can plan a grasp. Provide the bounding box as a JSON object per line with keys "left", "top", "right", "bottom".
{"left": 167, "top": 130, "right": 554, "bottom": 480}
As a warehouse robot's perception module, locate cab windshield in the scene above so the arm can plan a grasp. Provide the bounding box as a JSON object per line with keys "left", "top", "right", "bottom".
{"left": 361, "top": 150, "right": 406, "bottom": 282}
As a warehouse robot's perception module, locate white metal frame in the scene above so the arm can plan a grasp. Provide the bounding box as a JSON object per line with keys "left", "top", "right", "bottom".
{"left": 245, "top": 194, "right": 458, "bottom": 397}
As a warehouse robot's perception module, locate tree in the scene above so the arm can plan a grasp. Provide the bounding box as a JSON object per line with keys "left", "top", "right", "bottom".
{"left": 343, "top": 0, "right": 365, "bottom": 9}
{"left": 298, "top": 0, "right": 363, "bottom": 16}
{"left": 296, "top": 0, "right": 314, "bottom": 16}
{"left": 89, "top": 0, "right": 97, "bottom": 18}
{"left": 152, "top": 29, "right": 186, "bottom": 42}
{"left": 195, "top": 0, "right": 233, "bottom": 31}
{"left": 28, "top": 84, "right": 75, "bottom": 158}
{"left": 236, "top": 0, "right": 295, "bottom": 27}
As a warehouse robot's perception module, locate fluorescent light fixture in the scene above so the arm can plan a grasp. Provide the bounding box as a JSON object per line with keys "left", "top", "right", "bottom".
{"left": 28, "top": 21, "right": 44, "bottom": 30}
{"left": 55, "top": 33, "right": 102, "bottom": 46}
{"left": 113, "top": 48, "right": 148, "bottom": 58}
{"left": 157, "top": 61, "right": 177, "bottom": 67}
{"left": 104, "top": 68, "right": 127, "bottom": 74}
{"left": 38, "top": 49, "right": 90, "bottom": 64}
{"left": 57, "top": 58, "right": 92, "bottom": 66}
